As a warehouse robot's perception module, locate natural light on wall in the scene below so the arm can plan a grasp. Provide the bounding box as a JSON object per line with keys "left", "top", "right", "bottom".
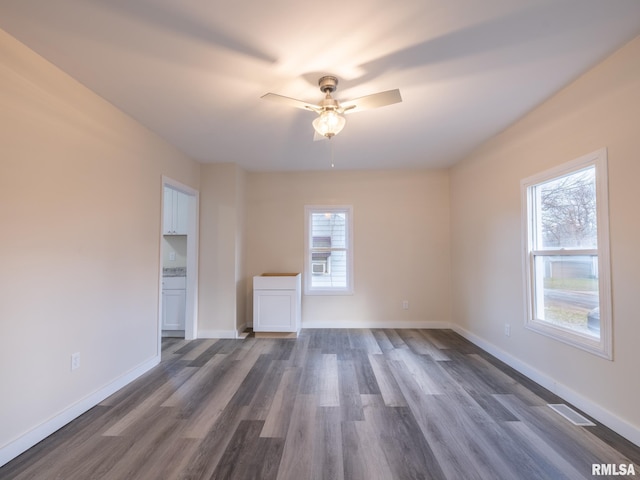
{"left": 521, "top": 148, "right": 612, "bottom": 359}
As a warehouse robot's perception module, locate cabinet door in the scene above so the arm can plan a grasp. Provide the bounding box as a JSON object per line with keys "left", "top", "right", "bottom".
{"left": 162, "top": 289, "right": 186, "bottom": 330}
{"left": 163, "top": 187, "right": 189, "bottom": 235}
{"left": 173, "top": 190, "right": 189, "bottom": 235}
{"left": 253, "top": 290, "right": 296, "bottom": 332}
{"left": 163, "top": 187, "right": 175, "bottom": 235}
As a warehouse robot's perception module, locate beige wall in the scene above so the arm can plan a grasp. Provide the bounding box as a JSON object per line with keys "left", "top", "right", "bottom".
{"left": 245, "top": 169, "right": 452, "bottom": 327}
{"left": 450, "top": 35, "right": 640, "bottom": 438}
{"left": 0, "top": 29, "right": 200, "bottom": 458}
{"left": 198, "top": 163, "right": 246, "bottom": 336}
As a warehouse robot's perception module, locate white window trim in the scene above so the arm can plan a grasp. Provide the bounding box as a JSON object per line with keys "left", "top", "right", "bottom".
{"left": 521, "top": 148, "right": 612, "bottom": 359}
{"left": 304, "top": 205, "right": 354, "bottom": 295}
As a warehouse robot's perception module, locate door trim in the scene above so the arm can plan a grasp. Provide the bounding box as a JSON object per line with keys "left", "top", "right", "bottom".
{"left": 159, "top": 176, "right": 199, "bottom": 347}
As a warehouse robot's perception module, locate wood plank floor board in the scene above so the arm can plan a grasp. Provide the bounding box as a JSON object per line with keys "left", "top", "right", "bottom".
{"left": 350, "top": 349, "right": 381, "bottom": 395}
{"left": 246, "top": 360, "right": 286, "bottom": 416}
{"left": 228, "top": 353, "right": 273, "bottom": 406}
{"left": 160, "top": 355, "right": 226, "bottom": 408}
{"left": 340, "top": 419, "right": 395, "bottom": 480}
{"left": 386, "top": 349, "right": 443, "bottom": 396}
{"left": 588, "top": 424, "right": 640, "bottom": 465}
{"left": 473, "top": 350, "right": 569, "bottom": 406}
{"left": 336, "top": 359, "right": 365, "bottom": 422}
{"left": 184, "top": 342, "right": 269, "bottom": 438}
{"left": 135, "top": 437, "right": 200, "bottom": 480}
{"left": 475, "top": 350, "right": 566, "bottom": 404}
{"left": 311, "top": 406, "right": 344, "bottom": 480}
{"left": 48, "top": 436, "right": 135, "bottom": 480}
{"left": 177, "top": 404, "right": 250, "bottom": 480}
{"left": 173, "top": 338, "right": 208, "bottom": 356}
{"left": 0, "top": 405, "right": 113, "bottom": 479}
{"left": 267, "top": 338, "right": 296, "bottom": 361}
{"left": 464, "top": 353, "right": 551, "bottom": 407}
{"left": 317, "top": 354, "right": 340, "bottom": 407}
{"left": 425, "top": 329, "right": 482, "bottom": 354}
{"left": 386, "top": 329, "right": 409, "bottom": 349}
{"left": 499, "top": 420, "right": 592, "bottom": 480}
{"left": 260, "top": 366, "right": 303, "bottom": 438}
{"left": 315, "top": 329, "right": 348, "bottom": 357}
{"left": 5, "top": 415, "right": 132, "bottom": 480}
{"left": 103, "top": 366, "right": 198, "bottom": 436}
{"left": 275, "top": 394, "right": 317, "bottom": 480}
{"left": 368, "top": 353, "right": 408, "bottom": 407}
{"left": 387, "top": 358, "right": 503, "bottom": 480}
{"left": 98, "top": 409, "right": 185, "bottom": 480}
{"left": 188, "top": 339, "right": 237, "bottom": 367}
{"left": 3, "top": 329, "right": 639, "bottom": 480}
{"left": 347, "top": 328, "right": 383, "bottom": 355}
{"left": 365, "top": 405, "right": 447, "bottom": 480}
{"left": 439, "top": 349, "right": 507, "bottom": 397}
{"left": 180, "top": 340, "right": 219, "bottom": 362}
{"left": 299, "top": 348, "right": 323, "bottom": 395}
{"left": 211, "top": 420, "right": 284, "bottom": 480}
{"left": 396, "top": 329, "right": 450, "bottom": 361}
{"left": 369, "top": 328, "right": 395, "bottom": 351}
{"left": 98, "top": 357, "right": 190, "bottom": 409}
{"left": 496, "top": 394, "right": 640, "bottom": 473}
{"left": 423, "top": 394, "right": 522, "bottom": 480}
{"left": 168, "top": 355, "right": 234, "bottom": 417}
{"left": 415, "top": 329, "right": 450, "bottom": 350}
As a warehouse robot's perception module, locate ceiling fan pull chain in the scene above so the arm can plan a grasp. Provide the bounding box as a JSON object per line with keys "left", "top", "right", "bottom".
{"left": 330, "top": 138, "right": 335, "bottom": 169}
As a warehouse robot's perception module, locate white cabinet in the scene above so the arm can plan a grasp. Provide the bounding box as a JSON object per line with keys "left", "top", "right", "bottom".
{"left": 163, "top": 187, "right": 188, "bottom": 235}
{"left": 253, "top": 274, "right": 301, "bottom": 335}
{"left": 162, "top": 276, "right": 186, "bottom": 330}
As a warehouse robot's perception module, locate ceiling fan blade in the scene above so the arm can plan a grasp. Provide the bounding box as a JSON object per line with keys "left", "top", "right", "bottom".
{"left": 341, "top": 89, "right": 402, "bottom": 113}
{"left": 261, "top": 93, "right": 319, "bottom": 112}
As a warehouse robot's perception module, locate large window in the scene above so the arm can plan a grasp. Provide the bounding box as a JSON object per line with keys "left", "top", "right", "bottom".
{"left": 522, "top": 149, "right": 612, "bottom": 358}
{"left": 304, "top": 206, "right": 353, "bottom": 295}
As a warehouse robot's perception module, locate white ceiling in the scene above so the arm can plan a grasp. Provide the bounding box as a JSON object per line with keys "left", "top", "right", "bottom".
{"left": 2, "top": 0, "right": 640, "bottom": 171}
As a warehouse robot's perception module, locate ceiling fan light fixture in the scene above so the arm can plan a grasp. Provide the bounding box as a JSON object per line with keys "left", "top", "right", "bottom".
{"left": 312, "top": 109, "right": 346, "bottom": 138}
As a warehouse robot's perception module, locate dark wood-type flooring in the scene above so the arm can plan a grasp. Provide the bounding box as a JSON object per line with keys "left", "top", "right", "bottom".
{"left": 2, "top": 329, "right": 639, "bottom": 479}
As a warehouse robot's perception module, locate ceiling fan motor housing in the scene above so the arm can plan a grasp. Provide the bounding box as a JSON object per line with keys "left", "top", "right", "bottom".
{"left": 318, "top": 75, "right": 339, "bottom": 93}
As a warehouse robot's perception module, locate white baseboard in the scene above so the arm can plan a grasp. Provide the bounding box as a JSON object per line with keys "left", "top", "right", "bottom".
{"left": 451, "top": 325, "right": 640, "bottom": 448}
{"left": 198, "top": 329, "right": 238, "bottom": 339}
{"left": 236, "top": 323, "right": 248, "bottom": 338}
{"left": 0, "top": 355, "right": 160, "bottom": 468}
{"left": 301, "top": 320, "right": 451, "bottom": 329}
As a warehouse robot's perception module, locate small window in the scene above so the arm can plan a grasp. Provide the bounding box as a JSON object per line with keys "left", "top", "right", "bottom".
{"left": 522, "top": 149, "right": 612, "bottom": 358}
{"left": 304, "top": 206, "right": 353, "bottom": 295}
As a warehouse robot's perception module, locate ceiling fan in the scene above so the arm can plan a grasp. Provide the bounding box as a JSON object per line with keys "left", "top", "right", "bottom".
{"left": 261, "top": 75, "right": 402, "bottom": 140}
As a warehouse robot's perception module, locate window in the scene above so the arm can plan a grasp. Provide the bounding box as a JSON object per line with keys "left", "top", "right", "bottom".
{"left": 304, "top": 206, "right": 353, "bottom": 295}
{"left": 522, "top": 149, "right": 612, "bottom": 358}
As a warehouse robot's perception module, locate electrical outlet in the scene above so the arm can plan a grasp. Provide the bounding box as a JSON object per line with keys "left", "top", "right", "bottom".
{"left": 169, "top": 251, "right": 176, "bottom": 261}
{"left": 71, "top": 352, "right": 80, "bottom": 371}
{"left": 402, "top": 300, "right": 409, "bottom": 310}
{"left": 504, "top": 324, "right": 511, "bottom": 337}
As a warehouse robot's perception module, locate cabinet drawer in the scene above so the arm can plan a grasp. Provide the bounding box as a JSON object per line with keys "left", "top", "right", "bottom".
{"left": 253, "top": 274, "right": 300, "bottom": 290}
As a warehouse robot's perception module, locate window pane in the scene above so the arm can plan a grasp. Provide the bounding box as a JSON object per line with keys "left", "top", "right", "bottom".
{"left": 309, "top": 212, "right": 348, "bottom": 289}
{"left": 535, "top": 167, "right": 597, "bottom": 249}
{"left": 534, "top": 255, "right": 600, "bottom": 337}
{"left": 311, "top": 212, "right": 347, "bottom": 248}
{"left": 310, "top": 250, "right": 347, "bottom": 288}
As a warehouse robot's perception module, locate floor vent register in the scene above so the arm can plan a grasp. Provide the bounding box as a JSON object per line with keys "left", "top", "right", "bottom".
{"left": 547, "top": 403, "right": 596, "bottom": 426}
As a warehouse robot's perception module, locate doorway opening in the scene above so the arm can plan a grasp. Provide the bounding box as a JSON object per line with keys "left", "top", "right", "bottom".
{"left": 159, "top": 176, "right": 199, "bottom": 348}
